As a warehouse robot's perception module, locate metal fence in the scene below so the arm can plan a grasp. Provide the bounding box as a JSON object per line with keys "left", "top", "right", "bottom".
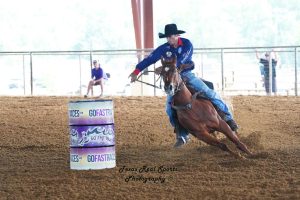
{"left": 0, "top": 46, "right": 299, "bottom": 96}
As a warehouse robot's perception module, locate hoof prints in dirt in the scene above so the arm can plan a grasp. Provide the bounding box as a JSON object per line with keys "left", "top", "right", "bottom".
{"left": 0, "top": 96, "right": 299, "bottom": 200}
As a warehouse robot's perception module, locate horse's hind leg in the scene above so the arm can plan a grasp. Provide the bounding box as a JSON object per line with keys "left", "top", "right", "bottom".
{"left": 195, "top": 130, "right": 241, "bottom": 158}
{"left": 218, "top": 120, "right": 252, "bottom": 155}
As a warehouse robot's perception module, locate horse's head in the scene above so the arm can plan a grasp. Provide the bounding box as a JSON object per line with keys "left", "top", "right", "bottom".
{"left": 160, "top": 56, "right": 181, "bottom": 96}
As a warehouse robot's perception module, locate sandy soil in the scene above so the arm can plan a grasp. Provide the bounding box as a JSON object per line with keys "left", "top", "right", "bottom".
{"left": 0, "top": 95, "right": 299, "bottom": 200}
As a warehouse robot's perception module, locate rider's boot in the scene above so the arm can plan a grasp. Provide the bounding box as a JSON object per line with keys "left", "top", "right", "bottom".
{"left": 215, "top": 108, "right": 239, "bottom": 132}
{"left": 226, "top": 119, "right": 239, "bottom": 132}
{"left": 174, "top": 123, "right": 190, "bottom": 148}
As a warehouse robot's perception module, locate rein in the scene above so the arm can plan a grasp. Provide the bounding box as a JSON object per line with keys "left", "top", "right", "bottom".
{"left": 136, "top": 70, "right": 162, "bottom": 89}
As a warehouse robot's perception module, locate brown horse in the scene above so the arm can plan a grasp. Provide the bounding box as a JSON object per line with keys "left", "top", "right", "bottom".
{"left": 159, "top": 57, "right": 252, "bottom": 158}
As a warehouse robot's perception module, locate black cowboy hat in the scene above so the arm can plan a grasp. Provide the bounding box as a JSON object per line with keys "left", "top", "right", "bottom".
{"left": 158, "top": 24, "right": 186, "bottom": 38}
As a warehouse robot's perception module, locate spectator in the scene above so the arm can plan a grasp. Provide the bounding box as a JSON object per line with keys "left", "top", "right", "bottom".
{"left": 84, "top": 60, "right": 103, "bottom": 98}
{"left": 256, "top": 49, "right": 278, "bottom": 95}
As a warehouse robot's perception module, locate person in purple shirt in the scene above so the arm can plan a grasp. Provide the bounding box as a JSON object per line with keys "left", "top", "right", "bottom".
{"left": 129, "top": 24, "right": 238, "bottom": 148}
{"left": 84, "top": 60, "right": 104, "bottom": 98}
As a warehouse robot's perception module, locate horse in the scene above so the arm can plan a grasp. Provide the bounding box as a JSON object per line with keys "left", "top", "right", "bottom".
{"left": 159, "top": 57, "right": 252, "bottom": 158}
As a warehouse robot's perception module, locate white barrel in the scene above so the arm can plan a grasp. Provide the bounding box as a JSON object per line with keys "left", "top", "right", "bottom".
{"left": 68, "top": 99, "right": 115, "bottom": 170}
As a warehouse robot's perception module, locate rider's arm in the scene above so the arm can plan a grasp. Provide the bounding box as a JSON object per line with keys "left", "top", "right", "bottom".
{"left": 272, "top": 49, "right": 278, "bottom": 61}
{"left": 255, "top": 50, "right": 260, "bottom": 60}
{"left": 133, "top": 45, "right": 165, "bottom": 75}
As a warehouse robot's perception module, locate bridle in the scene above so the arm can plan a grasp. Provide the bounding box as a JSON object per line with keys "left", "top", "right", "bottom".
{"left": 161, "top": 64, "right": 201, "bottom": 111}
{"left": 161, "top": 65, "right": 185, "bottom": 95}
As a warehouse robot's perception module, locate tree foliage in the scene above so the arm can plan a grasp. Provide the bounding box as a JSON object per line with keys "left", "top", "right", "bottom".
{"left": 0, "top": 0, "right": 299, "bottom": 51}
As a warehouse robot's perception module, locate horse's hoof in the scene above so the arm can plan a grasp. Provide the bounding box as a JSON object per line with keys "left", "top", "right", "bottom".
{"left": 239, "top": 155, "right": 246, "bottom": 160}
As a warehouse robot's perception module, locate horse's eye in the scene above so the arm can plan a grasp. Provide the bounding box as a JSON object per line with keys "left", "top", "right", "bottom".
{"left": 164, "top": 67, "right": 169, "bottom": 72}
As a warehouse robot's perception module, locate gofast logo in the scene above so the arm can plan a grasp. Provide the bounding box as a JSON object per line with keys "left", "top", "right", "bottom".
{"left": 88, "top": 109, "right": 113, "bottom": 117}
{"left": 87, "top": 153, "right": 115, "bottom": 162}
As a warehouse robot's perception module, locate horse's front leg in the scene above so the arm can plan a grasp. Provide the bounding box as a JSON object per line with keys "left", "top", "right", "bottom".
{"left": 193, "top": 129, "right": 242, "bottom": 159}
{"left": 217, "top": 120, "right": 252, "bottom": 155}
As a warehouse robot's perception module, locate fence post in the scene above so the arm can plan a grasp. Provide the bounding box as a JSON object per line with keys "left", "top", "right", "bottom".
{"left": 201, "top": 53, "right": 204, "bottom": 78}
{"left": 295, "top": 47, "right": 298, "bottom": 96}
{"left": 79, "top": 55, "right": 82, "bottom": 95}
{"left": 268, "top": 52, "right": 272, "bottom": 95}
{"left": 30, "top": 52, "right": 33, "bottom": 95}
{"left": 89, "top": 51, "right": 93, "bottom": 75}
{"left": 22, "top": 55, "right": 26, "bottom": 95}
{"left": 221, "top": 49, "right": 224, "bottom": 91}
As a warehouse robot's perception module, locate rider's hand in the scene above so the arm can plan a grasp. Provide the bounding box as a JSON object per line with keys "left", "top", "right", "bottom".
{"left": 178, "top": 64, "right": 188, "bottom": 73}
{"left": 154, "top": 66, "right": 163, "bottom": 75}
{"left": 128, "top": 72, "right": 138, "bottom": 83}
{"left": 178, "top": 62, "right": 194, "bottom": 73}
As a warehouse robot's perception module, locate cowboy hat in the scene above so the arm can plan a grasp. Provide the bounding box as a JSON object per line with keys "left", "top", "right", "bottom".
{"left": 158, "top": 24, "right": 186, "bottom": 38}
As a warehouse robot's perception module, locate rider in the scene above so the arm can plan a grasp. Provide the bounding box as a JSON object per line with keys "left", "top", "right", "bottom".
{"left": 129, "top": 23, "right": 238, "bottom": 148}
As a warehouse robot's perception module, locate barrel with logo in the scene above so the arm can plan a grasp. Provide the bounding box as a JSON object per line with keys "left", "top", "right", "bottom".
{"left": 68, "top": 100, "right": 116, "bottom": 170}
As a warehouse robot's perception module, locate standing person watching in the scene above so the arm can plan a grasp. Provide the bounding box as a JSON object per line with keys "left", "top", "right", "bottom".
{"left": 256, "top": 49, "right": 278, "bottom": 95}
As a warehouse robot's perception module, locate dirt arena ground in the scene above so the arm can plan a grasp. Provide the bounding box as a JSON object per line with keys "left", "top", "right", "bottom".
{"left": 0, "top": 95, "right": 299, "bottom": 200}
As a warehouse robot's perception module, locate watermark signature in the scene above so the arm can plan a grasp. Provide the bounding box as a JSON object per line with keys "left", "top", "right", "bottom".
{"left": 118, "top": 165, "right": 178, "bottom": 184}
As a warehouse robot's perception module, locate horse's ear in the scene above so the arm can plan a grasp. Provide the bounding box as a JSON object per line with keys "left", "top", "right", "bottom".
{"left": 160, "top": 56, "right": 165, "bottom": 65}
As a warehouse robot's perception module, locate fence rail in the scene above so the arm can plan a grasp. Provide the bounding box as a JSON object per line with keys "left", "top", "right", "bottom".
{"left": 0, "top": 46, "right": 299, "bottom": 96}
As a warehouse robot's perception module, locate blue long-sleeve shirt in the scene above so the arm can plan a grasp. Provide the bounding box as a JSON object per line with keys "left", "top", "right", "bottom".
{"left": 133, "top": 37, "right": 194, "bottom": 75}
{"left": 92, "top": 67, "right": 103, "bottom": 80}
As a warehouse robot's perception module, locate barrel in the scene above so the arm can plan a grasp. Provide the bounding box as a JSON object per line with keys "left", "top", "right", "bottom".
{"left": 68, "top": 99, "right": 116, "bottom": 170}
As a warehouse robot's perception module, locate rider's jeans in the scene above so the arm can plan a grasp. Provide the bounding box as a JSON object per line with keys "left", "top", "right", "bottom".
{"left": 165, "top": 71, "right": 233, "bottom": 140}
